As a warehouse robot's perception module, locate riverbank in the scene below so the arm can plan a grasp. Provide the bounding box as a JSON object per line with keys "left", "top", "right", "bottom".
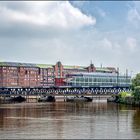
{"left": 107, "top": 95, "right": 140, "bottom": 106}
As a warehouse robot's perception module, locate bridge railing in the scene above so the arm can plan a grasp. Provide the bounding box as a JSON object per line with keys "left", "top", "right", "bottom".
{"left": 0, "top": 86, "right": 131, "bottom": 96}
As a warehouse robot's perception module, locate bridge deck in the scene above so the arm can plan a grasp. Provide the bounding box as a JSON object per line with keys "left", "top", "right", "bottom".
{"left": 0, "top": 86, "right": 131, "bottom": 96}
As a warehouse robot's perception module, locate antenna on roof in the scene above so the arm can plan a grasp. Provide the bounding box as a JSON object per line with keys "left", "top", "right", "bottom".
{"left": 90, "top": 60, "right": 92, "bottom": 65}
{"left": 101, "top": 63, "right": 102, "bottom": 68}
{"left": 126, "top": 68, "right": 128, "bottom": 77}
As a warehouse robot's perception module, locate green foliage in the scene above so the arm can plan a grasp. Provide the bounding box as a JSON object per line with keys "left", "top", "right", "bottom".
{"left": 131, "top": 73, "right": 140, "bottom": 90}
{"left": 133, "top": 86, "right": 140, "bottom": 101}
{"left": 131, "top": 73, "right": 140, "bottom": 101}
{"left": 118, "top": 91, "right": 131, "bottom": 98}
{"left": 118, "top": 91, "right": 132, "bottom": 103}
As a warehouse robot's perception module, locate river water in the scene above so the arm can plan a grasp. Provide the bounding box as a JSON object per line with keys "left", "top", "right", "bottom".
{"left": 0, "top": 100, "right": 140, "bottom": 139}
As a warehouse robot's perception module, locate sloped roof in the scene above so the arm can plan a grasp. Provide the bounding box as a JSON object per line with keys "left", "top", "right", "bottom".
{"left": 0, "top": 62, "right": 54, "bottom": 68}
{"left": 0, "top": 62, "right": 116, "bottom": 72}
{"left": 0, "top": 62, "right": 37, "bottom": 67}
{"left": 63, "top": 65, "right": 85, "bottom": 70}
{"left": 96, "top": 67, "right": 114, "bottom": 72}
{"left": 36, "top": 64, "right": 53, "bottom": 68}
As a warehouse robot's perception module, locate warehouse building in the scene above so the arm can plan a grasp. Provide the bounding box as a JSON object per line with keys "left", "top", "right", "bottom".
{"left": 0, "top": 61, "right": 126, "bottom": 88}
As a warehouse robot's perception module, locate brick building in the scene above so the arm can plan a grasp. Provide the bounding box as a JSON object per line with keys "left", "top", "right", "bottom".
{"left": 0, "top": 61, "right": 118, "bottom": 88}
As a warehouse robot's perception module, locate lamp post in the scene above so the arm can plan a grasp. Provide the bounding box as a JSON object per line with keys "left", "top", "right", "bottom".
{"left": 130, "top": 71, "right": 133, "bottom": 78}
{"left": 117, "top": 67, "right": 119, "bottom": 88}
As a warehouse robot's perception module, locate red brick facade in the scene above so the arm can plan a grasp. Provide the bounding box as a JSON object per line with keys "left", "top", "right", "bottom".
{"left": 0, "top": 61, "right": 117, "bottom": 88}
{"left": 0, "top": 67, "right": 2, "bottom": 87}
{"left": 87, "top": 64, "right": 96, "bottom": 72}
{"left": 54, "top": 61, "right": 63, "bottom": 78}
{"left": 0, "top": 66, "right": 40, "bottom": 88}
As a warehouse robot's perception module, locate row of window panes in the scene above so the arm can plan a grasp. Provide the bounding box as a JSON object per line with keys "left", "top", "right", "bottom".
{"left": 1, "top": 67, "right": 36, "bottom": 70}
{"left": 71, "top": 83, "right": 131, "bottom": 86}
{"left": 2, "top": 70, "right": 39, "bottom": 74}
{"left": 73, "top": 77, "right": 131, "bottom": 83}
{"left": 82, "top": 75, "right": 131, "bottom": 79}
{"left": 73, "top": 80, "right": 131, "bottom": 85}
{"left": 75, "top": 79, "right": 131, "bottom": 83}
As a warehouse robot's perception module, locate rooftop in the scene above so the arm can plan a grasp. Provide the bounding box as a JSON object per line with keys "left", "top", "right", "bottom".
{"left": 0, "top": 61, "right": 116, "bottom": 72}
{"left": 63, "top": 65, "right": 85, "bottom": 70}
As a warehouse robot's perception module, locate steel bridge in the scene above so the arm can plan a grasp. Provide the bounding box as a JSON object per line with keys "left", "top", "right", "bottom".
{"left": 0, "top": 86, "right": 131, "bottom": 96}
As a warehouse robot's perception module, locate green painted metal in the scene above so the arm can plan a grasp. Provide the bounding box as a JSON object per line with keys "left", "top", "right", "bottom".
{"left": 36, "top": 64, "right": 53, "bottom": 68}
{"left": 63, "top": 65, "right": 85, "bottom": 69}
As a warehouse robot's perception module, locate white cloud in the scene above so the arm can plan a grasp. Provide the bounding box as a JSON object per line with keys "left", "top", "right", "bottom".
{"left": 128, "top": 8, "right": 140, "bottom": 21}
{"left": 114, "top": 43, "right": 121, "bottom": 49}
{"left": 126, "top": 37, "right": 137, "bottom": 52}
{"left": 70, "top": 1, "right": 88, "bottom": 8}
{"left": 0, "top": 1, "right": 140, "bottom": 74}
{"left": 0, "top": 1, "right": 96, "bottom": 29}
{"left": 127, "top": 3, "right": 140, "bottom": 27}
{"left": 96, "top": 7, "right": 106, "bottom": 17}
{"left": 102, "top": 38, "right": 113, "bottom": 49}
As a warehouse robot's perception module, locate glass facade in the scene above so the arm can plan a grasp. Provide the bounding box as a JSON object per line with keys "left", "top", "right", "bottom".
{"left": 66, "top": 72, "right": 131, "bottom": 87}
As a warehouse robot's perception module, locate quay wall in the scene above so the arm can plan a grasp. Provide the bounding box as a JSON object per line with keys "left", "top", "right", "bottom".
{"left": 0, "top": 94, "right": 111, "bottom": 103}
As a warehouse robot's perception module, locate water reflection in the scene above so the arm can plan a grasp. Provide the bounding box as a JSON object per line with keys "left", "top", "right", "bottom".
{"left": 0, "top": 101, "right": 140, "bottom": 139}
{"left": 132, "top": 107, "right": 140, "bottom": 139}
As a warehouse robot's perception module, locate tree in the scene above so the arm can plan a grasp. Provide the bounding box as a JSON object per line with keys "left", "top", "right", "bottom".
{"left": 119, "top": 91, "right": 130, "bottom": 98}
{"left": 131, "top": 73, "right": 140, "bottom": 90}
{"left": 133, "top": 86, "right": 140, "bottom": 101}
{"left": 118, "top": 91, "right": 131, "bottom": 103}
{"left": 131, "top": 73, "right": 140, "bottom": 102}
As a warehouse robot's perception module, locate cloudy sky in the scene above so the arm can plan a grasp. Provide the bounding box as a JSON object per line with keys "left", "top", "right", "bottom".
{"left": 0, "top": 1, "right": 139, "bottom": 75}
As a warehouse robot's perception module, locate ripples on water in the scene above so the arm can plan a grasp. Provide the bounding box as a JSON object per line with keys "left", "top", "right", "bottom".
{"left": 0, "top": 100, "right": 140, "bottom": 139}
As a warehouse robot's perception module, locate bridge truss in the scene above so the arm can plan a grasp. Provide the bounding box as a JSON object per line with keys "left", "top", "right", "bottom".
{"left": 0, "top": 86, "right": 131, "bottom": 96}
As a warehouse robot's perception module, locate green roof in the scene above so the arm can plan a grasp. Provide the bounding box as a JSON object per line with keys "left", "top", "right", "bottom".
{"left": 63, "top": 65, "right": 85, "bottom": 69}
{"left": 0, "top": 62, "right": 37, "bottom": 67}
{"left": 36, "top": 64, "right": 53, "bottom": 68}
{"left": 0, "top": 62, "right": 53, "bottom": 68}
{"left": 0, "top": 62, "right": 116, "bottom": 72}
{"left": 96, "top": 67, "right": 112, "bottom": 72}
{"left": 0, "top": 62, "right": 7, "bottom": 66}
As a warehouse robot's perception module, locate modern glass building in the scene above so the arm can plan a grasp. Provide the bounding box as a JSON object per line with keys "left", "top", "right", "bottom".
{"left": 66, "top": 72, "right": 131, "bottom": 88}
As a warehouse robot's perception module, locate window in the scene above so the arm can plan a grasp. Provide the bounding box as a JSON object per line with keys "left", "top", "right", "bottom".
{"left": 25, "top": 70, "right": 28, "bottom": 75}
{"left": 85, "top": 78, "right": 88, "bottom": 82}
{"left": 89, "top": 78, "right": 92, "bottom": 82}
{"left": 38, "top": 68, "right": 41, "bottom": 75}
